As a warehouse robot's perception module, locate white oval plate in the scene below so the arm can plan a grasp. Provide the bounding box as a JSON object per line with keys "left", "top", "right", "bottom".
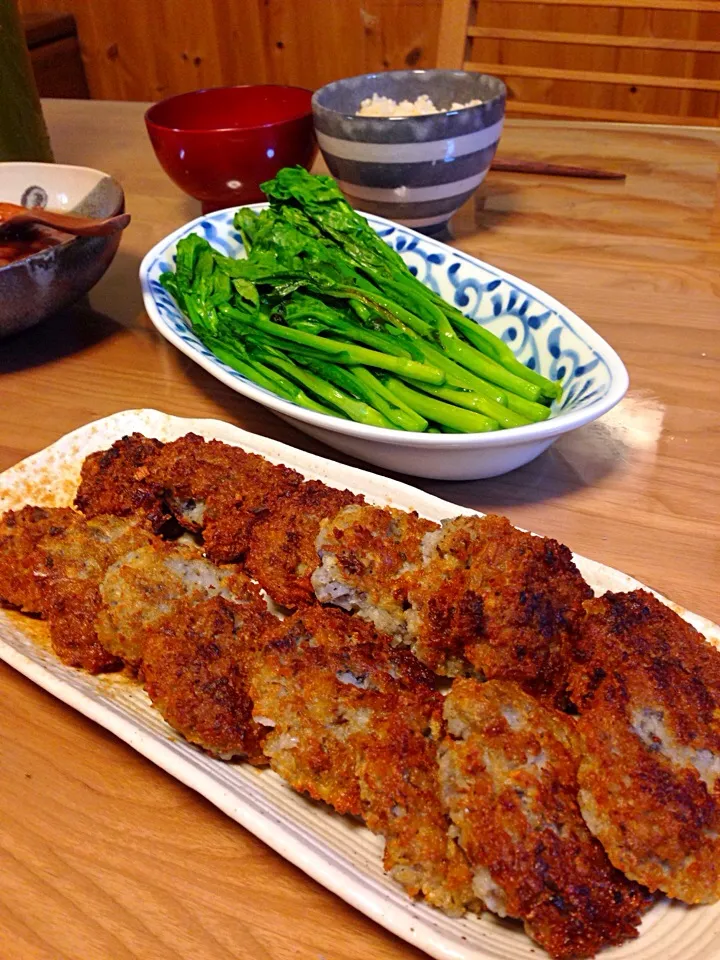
{"left": 1, "top": 409, "right": 718, "bottom": 960}
{"left": 139, "top": 207, "right": 629, "bottom": 480}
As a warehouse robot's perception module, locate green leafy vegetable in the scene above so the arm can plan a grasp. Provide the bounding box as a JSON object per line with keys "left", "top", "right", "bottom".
{"left": 159, "top": 167, "right": 563, "bottom": 434}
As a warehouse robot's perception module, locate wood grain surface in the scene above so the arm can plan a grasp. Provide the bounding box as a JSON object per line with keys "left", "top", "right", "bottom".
{"left": 0, "top": 99, "right": 719, "bottom": 959}
{"left": 14, "top": 0, "right": 720, "bottom": 124}
{"left": 16, "top": 0, "right": 443, "bottom": 101}
{"left": 442, "top": 0, "right": 720, "bottom": 125}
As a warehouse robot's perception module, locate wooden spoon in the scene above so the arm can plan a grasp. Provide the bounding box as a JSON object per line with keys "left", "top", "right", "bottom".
{"left": 0, "top": 202, "right": 130, "bottom": 238}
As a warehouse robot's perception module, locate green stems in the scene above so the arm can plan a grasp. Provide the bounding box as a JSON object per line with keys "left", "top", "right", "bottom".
{"left": 352, "top": 367, "right": 426, "bottom": 423}
{"left": 441, "top": 335, "right": 542, "bottom": 402}
{"left": 506, "top": 394, "right": 551, "bottom": 423}
{"left": 385, "top": 378, "right": 499, "bottom": 433}
{"left": 285, "top": 311, "right": 412, "bottom": 359}
{"left": 340, "top": 288, "right": 433, "bottom": 338}
{"left": 299, "top": 358, "right": 427, "bottom": 432}
{"left": 413, "top": 382, "right": 529, "bottom": 430}
{"left": 254, "top": 349, "right": 395, "bottom": 428}
{"left": 209, "top": 339, "right": 343, "bottom": 418}
{"left": 450, "top": 313, "right": 561, "bottom": 401}
{"left": 219, "top": 305, "right": 444, "bottom": 385}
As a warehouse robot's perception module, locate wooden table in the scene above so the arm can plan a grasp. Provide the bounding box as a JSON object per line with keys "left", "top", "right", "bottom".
{"left": 1, "top": 100, "right": 719, "bottom": 960}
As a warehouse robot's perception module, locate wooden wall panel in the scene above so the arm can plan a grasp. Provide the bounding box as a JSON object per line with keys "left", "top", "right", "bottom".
{"left": 16, "top": 0, "right": 719, "bottom": 123}
{"left": 465, "top": 1, "right": 720, "bottom": 124}
{"left": 16, "top": 0, "right": 442, "bottom": 100}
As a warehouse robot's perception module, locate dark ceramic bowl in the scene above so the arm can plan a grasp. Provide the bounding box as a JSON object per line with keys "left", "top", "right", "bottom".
{"left": 145, "top": 85, "right": 317, "bottom": 213}
{"left": 0, "top": 162, "right": 127, "bottom": 338}
{"left": 313, "top": 69, "right": 505, "bottom": 233}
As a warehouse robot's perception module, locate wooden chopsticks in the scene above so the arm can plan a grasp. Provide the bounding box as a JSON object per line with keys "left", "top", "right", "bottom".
{"left": 491, "top": 159, "right": 626, "bottom": 180}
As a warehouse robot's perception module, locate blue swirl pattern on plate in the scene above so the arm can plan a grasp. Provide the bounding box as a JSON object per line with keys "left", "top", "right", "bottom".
{"left": 144, "top": 205, "right": 612, "bottom": 417}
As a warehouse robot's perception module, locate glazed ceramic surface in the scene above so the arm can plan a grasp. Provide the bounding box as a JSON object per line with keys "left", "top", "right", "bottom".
{"left": 140, "top": 204, "right": 628, "bottom": 480}
{"left": 312, "top": 70, "right": 505, "bottom": 232}
{"left": 0, "top": 161, "right": 126, "bottom": 338}
{"left": 1, "top": 409, "right": 718, "bottom": 960}
{"left": 145, "top": 85, "right": 317, "bottom": 212}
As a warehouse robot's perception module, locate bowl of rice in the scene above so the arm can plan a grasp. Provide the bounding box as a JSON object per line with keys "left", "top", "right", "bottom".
{"left": 312, "top": 69, "right": 505, "bottom": 233}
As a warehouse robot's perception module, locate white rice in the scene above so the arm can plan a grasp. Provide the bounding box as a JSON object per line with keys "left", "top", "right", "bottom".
{"left": 356, "top": 93, "right": 483, "bottom": 118}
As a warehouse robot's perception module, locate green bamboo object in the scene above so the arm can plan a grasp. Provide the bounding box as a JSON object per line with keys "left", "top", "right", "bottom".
{"left": 0, "top": 0, "right": 54, "bottom": 162}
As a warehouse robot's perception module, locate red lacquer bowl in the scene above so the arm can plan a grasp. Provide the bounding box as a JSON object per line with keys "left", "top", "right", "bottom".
{"left": 145, "top": 85, "right": 317, "bottom": 213}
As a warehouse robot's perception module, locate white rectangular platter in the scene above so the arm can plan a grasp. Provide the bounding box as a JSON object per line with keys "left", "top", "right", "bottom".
{"left": 1, "top": 409, "right": 719, "bottom": 960}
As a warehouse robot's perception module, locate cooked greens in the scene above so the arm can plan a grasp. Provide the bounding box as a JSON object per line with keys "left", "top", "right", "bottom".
{"left": 160, "top": 167, "right": 562, "bottom": 433}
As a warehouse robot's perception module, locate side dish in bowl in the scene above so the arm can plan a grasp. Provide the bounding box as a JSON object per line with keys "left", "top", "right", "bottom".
{"left": 312, "top": 69, "right": 506, "bottom": 232}
{"left": 0, "top": 161, "right": 128, "bottom": 338}
{"left": 141, "top": 169, "right": 627, "bottom": 480}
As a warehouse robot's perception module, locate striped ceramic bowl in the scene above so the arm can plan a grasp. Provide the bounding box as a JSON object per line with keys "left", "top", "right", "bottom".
{"left": 312, "top": 69, "right": 505, "bottom": 233}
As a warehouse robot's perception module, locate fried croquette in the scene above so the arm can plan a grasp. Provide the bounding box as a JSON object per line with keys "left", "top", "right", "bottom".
{"left": 97, "top": 540, "right": 260, "bottom": 668}
{"left": 311, "top": 504, "right": 438, "bottom": 637}
{"left": 406, "top": 515, "right": 592, "bottom": 702}
{"left": 250, "top": 609, "right": 378, "bottom": 816}
{"left": 75, "top": 433, "right": 168, "bottom": 528}
{"left": 251, "top": 607, "right": 480, "bottom": 915}
{"left": 245, "top": 481, "right": 363, "bottom": 609}
{"left": 142, "top": 593, "right": 274, "bottom": 762}
{"left": 0, "top": 505, "right": 79, "bottom": 613}
{"left": 354, "top": 699, "right": 482, "bottom": 916}
{"left": 439, "top": 679, "right": 652, "bottom": 959}
{"left": 37, "top": 514, "right": 157, "bottom": 672}
{"left": 569, "top": 590, "right": 720, "bottom": 904}
{"left": 146, "top": 434, "right": 303, "bottom": 562}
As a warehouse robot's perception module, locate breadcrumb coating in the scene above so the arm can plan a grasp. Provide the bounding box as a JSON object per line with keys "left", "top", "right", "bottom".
{"left": 37, "top": 514, "right": 157, "bottom": 672}
{"left": 440, "top": 679, "right": 652, "bottom": 958}
{"left": 75, "top": 433, "right": 168, "bottom": 529}
{"left": 406, "top": 516, "right": 592, "bottom": 704}
{"left": 312, "top": 503, "right": 438, "bottom": 637}
{"left": 97, "top": 540, "right": 258, "bottom": 668}
{"left": 0, "top": 505, "right": 79, "bottom": 613}
{"left": 143, "top": 593, "right": 274, "bottom": 762}
{"left": 146, "top": 434, "right": 303, "bottom": 562}
{"left": 355, "top": 698, "right": 482, "bottom": 916}
{"left": 569, "top": 590, "right": 720, "bottom": 904}
{"left": 246, "top": 480, "right": 362, "bottom": 609}
{"left": 251, "top": 607, "right": 479, "bottom": 914}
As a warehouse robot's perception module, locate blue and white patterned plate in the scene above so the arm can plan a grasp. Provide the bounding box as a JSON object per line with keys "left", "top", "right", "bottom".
{"left": 140, "top": 205, "right": 628, "bottom": 480}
